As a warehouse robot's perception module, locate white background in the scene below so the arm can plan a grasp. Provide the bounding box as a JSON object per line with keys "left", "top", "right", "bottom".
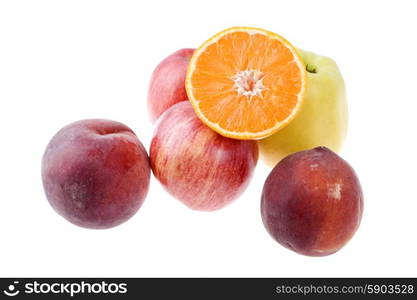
{"left": 1, "top": 0, "right": 416, "bottom": 277}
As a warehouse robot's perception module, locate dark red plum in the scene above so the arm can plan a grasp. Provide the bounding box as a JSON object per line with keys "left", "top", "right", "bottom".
{"left": 42, "top": 119, "right": 150, "bottom": 229}
{"left": 261, "top": 147, "right": 363, "bottom": 256}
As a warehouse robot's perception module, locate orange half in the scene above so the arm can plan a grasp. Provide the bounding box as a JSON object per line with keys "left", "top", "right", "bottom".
{"left": 186, "top": 27, "right": 307, "bottom": 140}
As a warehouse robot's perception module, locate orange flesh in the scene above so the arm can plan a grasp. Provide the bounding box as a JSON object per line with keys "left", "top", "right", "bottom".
{"left": 189, "top": 29, "right": 305, "bottom": 136}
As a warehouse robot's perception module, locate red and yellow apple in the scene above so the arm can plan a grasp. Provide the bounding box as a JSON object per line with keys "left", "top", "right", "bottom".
{"left": 150, "top": 101, "right": 258, "bottom": 211}
{"left": 147, "top": 48, "right": 195, "bottom": 123}
{"left": 42, "top": 119, "right": 150, "bottom": 229}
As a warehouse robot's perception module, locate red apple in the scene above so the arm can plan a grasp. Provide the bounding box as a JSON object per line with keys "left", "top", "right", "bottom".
{"left": 150, "top": 101, "right": 258, "bottom": 211}
{"left": 42, "top": 119, "right": 150, "bottom": 229}
{"left": 147, "top": 48, "right": 195, "bottom": 123}
{"left": 261, "top": 147, "right": 363, "bottom": 256}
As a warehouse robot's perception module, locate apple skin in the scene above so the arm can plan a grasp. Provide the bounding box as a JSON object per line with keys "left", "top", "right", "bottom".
{"left": 147, "top": 48, "right": 195, "bottom": 123}
{"left": 150, "top": 101, "right": 258, "bottom": 211}
{"left": 261, "top": 147, "right": 363, "bottom": 256}
{"left": 260, "top": 49, "right": 348, "bottom": 167}
{"left": 42, "top": 119, "right": 150, "bottom": 229}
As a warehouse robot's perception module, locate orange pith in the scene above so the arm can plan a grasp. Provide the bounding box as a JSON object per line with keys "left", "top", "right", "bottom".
{"left": 186, "top": 27, "right": 307, "bottom": 140}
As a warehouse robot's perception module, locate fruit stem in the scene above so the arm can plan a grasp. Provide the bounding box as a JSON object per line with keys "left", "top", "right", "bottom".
{"left": 306, "top": 64, "right": 317, "bottom": 74}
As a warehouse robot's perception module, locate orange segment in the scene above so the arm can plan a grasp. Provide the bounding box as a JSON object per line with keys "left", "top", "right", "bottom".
{"left": 186, "top": 27, "right": 307, "bottom": 140}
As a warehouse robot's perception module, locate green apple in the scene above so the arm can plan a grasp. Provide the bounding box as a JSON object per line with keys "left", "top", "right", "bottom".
{"left": 259, "top": 49, "right": 348, "bottom": 167}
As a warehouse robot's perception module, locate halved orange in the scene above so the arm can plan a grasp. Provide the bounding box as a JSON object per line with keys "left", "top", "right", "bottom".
{"left": 185, "top": 27, "right": 307, "bottom": 140}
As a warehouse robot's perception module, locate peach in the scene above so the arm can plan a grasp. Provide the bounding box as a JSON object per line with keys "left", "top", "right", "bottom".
{"left": 150, "top": 102, "right": 258, "bottom": 211}
{"left": 42, "top": 119, "right": 150, "bottom": 229}
{"left": 147, "top": 48, "right": 195, "bottom": 123}
{"left": 261, "top": 147, "right": 363, "bottom": 256}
